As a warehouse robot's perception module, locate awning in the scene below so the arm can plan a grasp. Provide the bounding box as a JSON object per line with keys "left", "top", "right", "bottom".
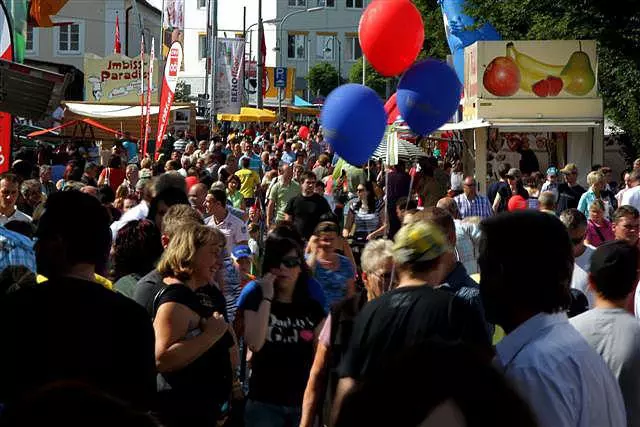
{"left": 438, "top": 119, "right": 601, "bottom": 133}
{"left": 63, "top": 102, "right": 189, "bottom": 119}
{"left": 27, "top": 118, "right": 131, "bottom": 138}
{"left": 294, "top": 95, "right": 313, "bottom": 107}
{"left": 288, "top": 105, "right": 320, "bottom": 116}
{"left": 217, "top": 107, "right": 277, "bottom": 123}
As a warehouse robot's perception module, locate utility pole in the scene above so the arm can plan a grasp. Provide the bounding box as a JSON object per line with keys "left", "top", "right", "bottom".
{"left": 256, "top": 0, "right": 264, "bottom": 109}
{"left": 209, "top": 0, "right": 217, "bottom": 139}
{"left": 204, "top": 0, "right": 210, "bottom": 102}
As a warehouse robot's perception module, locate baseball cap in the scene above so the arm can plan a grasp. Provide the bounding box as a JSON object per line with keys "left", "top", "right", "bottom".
{"left": 392, "top": 221, "right": 449, "bottom": 265}
{"left": 232, "top": 245, "right": 252, "bottom": 260}
{"left": 507, "top": 195, "right": 528, "bottom": 211}
{"left": 590, "top": 240, "right": 639, "bottom": 291}
{"left": 546, "top": 167, "right": 559, "bottom": 176}
{"left": 560, "top": 163, "right": 578, "bottom": 174}
{"left": 506, "top": 168, "right": 521, "bottom": 179}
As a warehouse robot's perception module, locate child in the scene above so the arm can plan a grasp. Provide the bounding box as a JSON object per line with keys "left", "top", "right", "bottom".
{"left": 540, "top": 166, "right": 559, "bottom": 201}
{"left": 585, "top": 199, "right": 614, "bottom": 247}
{"left": 232, "top": 245, "right": 256, "bottom": 289}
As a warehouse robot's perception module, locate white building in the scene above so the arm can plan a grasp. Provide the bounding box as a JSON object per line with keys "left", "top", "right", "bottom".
{"left": 181, "top": 0, "right": 364, "bottom": 99}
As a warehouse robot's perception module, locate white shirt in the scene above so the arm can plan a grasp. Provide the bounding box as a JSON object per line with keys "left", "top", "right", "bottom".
{"left": 206, "top": 210, "right": 248, "bottom": 254}
{"left": 110, "top": 201, "right": 150, "bottom": 240}
{"left": 0, "top": 208, "right": 31, "bottom": 226}
{"left": 633, "top": 281, "right": 640, "bottom": 321}
{"left": 571, "top": 245, "right": 596, "bottom": 308}
{"left": 621, "top": 186, "right": 640, "bottom": 211}
{"left": 496, "top": 312, "right": 626, "bottom": 427}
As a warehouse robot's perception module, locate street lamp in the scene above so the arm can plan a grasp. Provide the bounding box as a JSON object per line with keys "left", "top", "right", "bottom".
{"left": 324, "top": 36, "right": 341, "bottom": 86}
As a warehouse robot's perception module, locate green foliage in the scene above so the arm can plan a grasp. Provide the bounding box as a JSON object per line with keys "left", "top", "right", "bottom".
{"left": 348, "top": 57, "right": 387, "bottom": 98}
{"left": 466, "top": 0, "right": 640, "bottom": 155}
{"left": 307, "top": 62, "right": 341, "bottom": 97}
{"left": 413, "top": 0, "right": 450, "bottom": 60}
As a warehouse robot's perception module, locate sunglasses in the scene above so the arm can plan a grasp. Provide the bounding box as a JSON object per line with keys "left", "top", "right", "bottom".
{"left": 280, "top": 256, "right": 301, "bottom": 268}
{"left": 357, "top": 188, "right": 365, "bottom": 192}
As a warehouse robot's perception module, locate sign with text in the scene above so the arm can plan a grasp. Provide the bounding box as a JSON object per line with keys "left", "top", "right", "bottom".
{"left": 274, "top": 66, "right": 287, "bottom": 88}
{"left": 84, "top": 53, "right": 159, "bottom": 104}
{"left": 215, "top": 38, "right": 244, "bottom": 114}
{"left": 154, "top": 42, "right": 183, "bottom": 159}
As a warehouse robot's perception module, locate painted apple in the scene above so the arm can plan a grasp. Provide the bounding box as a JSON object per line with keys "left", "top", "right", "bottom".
{"left": 483, "top": 56, "right": 521, "bottom": 97}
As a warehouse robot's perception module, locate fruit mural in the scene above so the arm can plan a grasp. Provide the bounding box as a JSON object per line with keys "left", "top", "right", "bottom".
{"left": 481, "top": 41, "right": 596, "bottom": 98}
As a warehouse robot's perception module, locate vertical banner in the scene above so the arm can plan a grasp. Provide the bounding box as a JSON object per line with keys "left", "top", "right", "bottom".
{"left": 143, "top": 38, "right": 155, "bottom": 156}
{"left": 139, "top": 34, "right": 145, "bottom": 147}
{"left": 0, "top": 1, "right": 14, "bottom": 174}
{"left": 162, "top": 0, "right": 184, "bottom": 60}
{"left": 214, "top": 38, "right": 244, "bottom": 114}
{"left": 154, "top": 41, "right": 182, "bottom": 159}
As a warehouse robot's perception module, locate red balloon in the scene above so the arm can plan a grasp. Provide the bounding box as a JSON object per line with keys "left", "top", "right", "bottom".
{"left": 359, "top": 0, "right": 425, "bottom": 77}
{"left": 384, "top": 92, "right": 400, "bottom": 124}
{"left": 298, "top": 125, "right": 310, "bottom": 139}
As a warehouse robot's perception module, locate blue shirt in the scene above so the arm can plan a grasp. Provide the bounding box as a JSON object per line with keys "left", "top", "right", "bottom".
{"left": 313, "top": 255, "right": 354, "bottom": 311}
{"left": 238, "top": 153, "right": 262, "bottom": 175}
{"left": 496, "top": 312, "right": 626, "bottom": 427}
{"left": 281, "top": 151, "right": 296, "bottom": 165}
{"left": 454, "top": 193, "right": 493, "bottom": 219}
{"left": 237, "top": 277, "right": 327, "bottom": 314}
{"left": 0, "top": 226, "right": 36, "bottom": 273}
{"left": 122, "top": 140, "right": 138, "bottom": 163}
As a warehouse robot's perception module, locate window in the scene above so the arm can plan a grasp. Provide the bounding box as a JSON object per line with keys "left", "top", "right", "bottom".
{"left": 345, "top": 35, "right": 362, "bottom": 61}
{"left": 317, "top": 0, "right": 335, "bottom": 6}
{"left": 57, "top": 23, "right": 81, "bottom": 54}
{"left": 25, "top": 25, "right": 36, "bottom": 53}
{"left": 198, "top": 34, "right": 208, "bottom": 59}
{"left": 316, "top": 35, "right": 335, "bottom": 60}
{"left": 288, "top": 0, "right": 306, "bottom": 6}
{"left": 198, "top": 0, "right": 206, "bottom": 7}
{"left": 287, "top": 33, "right": 306, "bottom": 60}
{"left": 346, "top": 0, "right": 363, "bottom": 8}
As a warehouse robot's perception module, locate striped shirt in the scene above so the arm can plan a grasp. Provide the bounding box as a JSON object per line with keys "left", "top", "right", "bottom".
{"left": 0, "top": 225, "right": 36, "bottom": 273}
{"left": 349, "top": 199, "right": 383, "bottom": 236}
{"left": 454, "top": 193, "right": 493, "bottom": 219}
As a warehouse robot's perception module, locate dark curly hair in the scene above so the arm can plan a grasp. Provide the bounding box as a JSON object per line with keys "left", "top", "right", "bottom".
{"left": 111, "top": 219, "right": 163, "bottom": 280}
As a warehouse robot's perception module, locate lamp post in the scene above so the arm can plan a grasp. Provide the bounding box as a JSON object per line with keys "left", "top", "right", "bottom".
{"left": 323, "top": 36, "right": 341, "bottom": 86}
{"left": 274, "top": 6, "right": 324, "bottom": 118}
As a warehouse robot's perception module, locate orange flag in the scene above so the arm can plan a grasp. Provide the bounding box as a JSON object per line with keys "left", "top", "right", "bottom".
{"left": 29, "top": 0, "right": 69, "bottom": 27}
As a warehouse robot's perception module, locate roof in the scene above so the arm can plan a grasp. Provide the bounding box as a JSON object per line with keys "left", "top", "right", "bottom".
{"left": 135, "top": 0, "right": 161, "bottom": 15}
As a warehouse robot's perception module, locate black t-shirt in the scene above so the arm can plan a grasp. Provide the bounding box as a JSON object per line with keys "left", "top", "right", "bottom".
{"left": 0, "top": 277, "right": 156, "bottom": 410}
{"left": 487, "top": 181, "right": 507, "bottom": 205}
{"left": 155, "top": 284, "right": 233, "bottom": 404}
{"left": 557, "top": 183, "right": 586, "bottom": 213}
{"left": 239, "top": 285, "right": 325, "bottom": 406}
{"left": 134, "top": 269, "right": 165, "bottom": 317}
{"left": 338, "top": 285, "right": 491, "bottom": 381}
{"left": 284, "top": 193, "right": 331, "bottom": 239}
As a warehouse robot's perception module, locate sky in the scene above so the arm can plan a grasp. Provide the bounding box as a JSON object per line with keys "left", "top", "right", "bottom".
{"left": 147, "top": 0, "right": 162, "bottom": 10}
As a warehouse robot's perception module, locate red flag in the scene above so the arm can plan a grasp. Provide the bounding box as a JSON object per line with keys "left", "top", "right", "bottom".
{"left": 155, "top": 42, "right": 183, "bottom": 159}
{"left": 113, "top": 13, "right": 121, "bottom": 54}
{"left": 260, "top": 30, "right": 267, "bottom": 96}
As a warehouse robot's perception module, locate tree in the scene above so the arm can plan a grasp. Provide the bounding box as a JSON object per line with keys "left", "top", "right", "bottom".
{"left": 174, "top": 80, "right": 191, "bottom": 102}
{"left": 307, "top": 62, "right": 341, "bottom": 97}
{"left": 348, "top": 57, "right": 388, "bottom": 98}
{"left": 413, "top": 0, "right": 450, "bottom": 60}
{"left": 466, "top": 0, "right": 640, "bottom": 155}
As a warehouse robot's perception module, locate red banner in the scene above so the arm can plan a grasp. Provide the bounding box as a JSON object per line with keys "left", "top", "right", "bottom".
{"left": 154, "top": 41, "right": 183, "bottom": 159}
{"left": 0, "top": 1, "right": 13, "bottom": 174}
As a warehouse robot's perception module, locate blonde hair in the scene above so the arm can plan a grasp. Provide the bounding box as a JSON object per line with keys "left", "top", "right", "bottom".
{"left": 587, "top": 171, "right": 604, "bottom": 187}
{"left": 157, "top": 223, "right": 222, "bottom": 281}
{"left": 140, "top": 158, "right": 152, "bottom": 169}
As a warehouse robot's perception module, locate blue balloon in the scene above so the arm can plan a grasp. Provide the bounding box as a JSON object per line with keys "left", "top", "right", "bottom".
{"left": 396, "top": 59, "right": 462, "bottom": 136}
{"left": 320, "top": 84, "right": 386, "bottom": 166}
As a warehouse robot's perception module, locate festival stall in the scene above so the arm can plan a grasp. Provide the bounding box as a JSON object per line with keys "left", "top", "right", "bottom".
{"left": 441, "top": 40, "right": 604, "bottom": 192}
{"left": 217, "top": 107, "right": 277, "bottom": 123}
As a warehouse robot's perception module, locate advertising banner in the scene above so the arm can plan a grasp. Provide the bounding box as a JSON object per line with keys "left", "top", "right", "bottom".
{"left": 0, "top": 1, "right": 13, "bottom": 174}
{"left": 247, "top": 66, "right": 296, "bottom": 106}
{"left": 162, "top": 0, "right": 184, "bottom": 61}
{"left": 154, "top": 42, "right": 183, "bottom": 159}
{"left": 215, "top": 38, "right": 244, "bottom": 114}
{"left": 466, "top": 40, "right": 598, "bottom": 99}
{"left": 84, "top": 53, "right": 159, "bottom": 104}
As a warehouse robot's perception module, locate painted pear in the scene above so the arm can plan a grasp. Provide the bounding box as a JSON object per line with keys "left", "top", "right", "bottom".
{"left": 560, "top": 51, "right": 596, "bottom": 96}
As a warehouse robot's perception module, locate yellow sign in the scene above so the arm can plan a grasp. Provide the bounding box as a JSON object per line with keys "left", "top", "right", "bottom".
{"left": 84, "top": 54, "right": 160, "bottom": 104}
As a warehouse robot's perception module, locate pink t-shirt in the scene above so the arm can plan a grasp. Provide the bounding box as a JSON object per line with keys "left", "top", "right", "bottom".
{"left": 585, "top": 219, "right": 615, "bottom": 247}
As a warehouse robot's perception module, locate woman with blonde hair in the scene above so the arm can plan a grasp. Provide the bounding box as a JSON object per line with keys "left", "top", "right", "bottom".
{"left": 153, "top": 223, "right": 232, "bottom": 427}
{"left": 578, "top": 171, "right": 610, "bottom": 219}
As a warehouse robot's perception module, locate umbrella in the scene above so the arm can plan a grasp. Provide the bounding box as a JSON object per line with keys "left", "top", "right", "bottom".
{"left": 373, "top": 132, "right": 427, "bottom": 162}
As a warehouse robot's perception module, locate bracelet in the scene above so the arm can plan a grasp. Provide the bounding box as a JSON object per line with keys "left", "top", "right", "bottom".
{"left": 262, "top": 297, "right": 273, "bottom": 303}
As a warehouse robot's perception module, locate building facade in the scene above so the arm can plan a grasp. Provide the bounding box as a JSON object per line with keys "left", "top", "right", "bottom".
{"left": 181, "top": 0, "right": 363, "bottom": 99}
{"left": 25, "top": 0, "right": 161, "bottom": 72}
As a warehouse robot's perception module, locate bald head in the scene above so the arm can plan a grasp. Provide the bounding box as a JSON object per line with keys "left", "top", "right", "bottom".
{"left": 188, "top": 183, "right": 208, "bottom": 213}
{"left": 436, "top": 197, "right": 460, "bottom": 219}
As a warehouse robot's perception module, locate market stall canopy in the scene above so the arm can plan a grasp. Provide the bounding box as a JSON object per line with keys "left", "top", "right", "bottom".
{"left": 373, "top": 134, "right": 427, "bottom": 162}
{"left": 63, "top": 102, "right": 189, "bottom": 119}
{"left": 218, "top": 107, "right": 276, "bottom": 123}
{"left": 439, "top": 119, "right": 600, "bottom": 133}
{"left": 288, "top": 106, "right": 320, "bottom": 116}
{"left": 27, "top": 118, "right": 134, "bottom": 139}
{"left": 294, "top": 95, "right": 313, "bottom": 107}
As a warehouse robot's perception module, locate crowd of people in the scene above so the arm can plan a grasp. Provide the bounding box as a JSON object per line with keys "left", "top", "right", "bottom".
{"left": 1, "top": 120, "right": 640, "bottom": 427}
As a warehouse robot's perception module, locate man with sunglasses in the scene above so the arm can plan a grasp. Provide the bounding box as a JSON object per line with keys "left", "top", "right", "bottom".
{"left": 560, "top": 209, "right": 596, "bottom": 307}
{"left": 557, "top": 163, "right": 586, "bottom": 214}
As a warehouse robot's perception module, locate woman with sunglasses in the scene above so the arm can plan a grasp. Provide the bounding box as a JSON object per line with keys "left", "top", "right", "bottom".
{"left": 343, "top": 181, "right": 386, "bottom": 257}
{"left": 309, "top": 221, "right": 356, "bottom": 311}
{"left": 239, "top": 234, "right": 326, "bottom": 427}
{"left": 300, "top": 239, "right": 395, "bottom": 427}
